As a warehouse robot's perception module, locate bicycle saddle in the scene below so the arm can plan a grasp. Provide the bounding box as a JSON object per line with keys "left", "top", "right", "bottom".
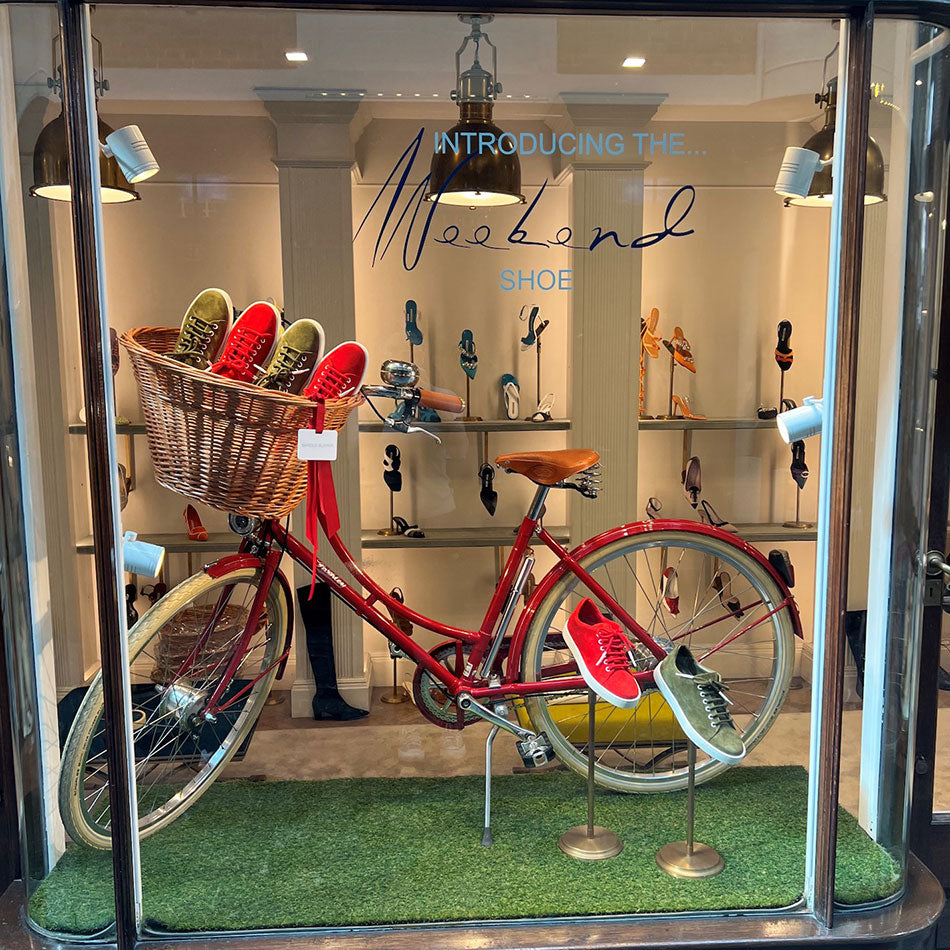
{"left": 495, "top": 449, "right": 599, "bottom": 485}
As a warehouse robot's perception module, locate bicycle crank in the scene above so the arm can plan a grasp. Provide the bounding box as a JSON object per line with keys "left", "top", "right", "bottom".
{"left": 456, "top": 692, "right": 556, "bottom": 768}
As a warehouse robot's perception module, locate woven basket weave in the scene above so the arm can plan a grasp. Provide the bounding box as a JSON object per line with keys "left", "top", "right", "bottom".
{"left": 120, "top": 327, "right": 361, "bottom": 519}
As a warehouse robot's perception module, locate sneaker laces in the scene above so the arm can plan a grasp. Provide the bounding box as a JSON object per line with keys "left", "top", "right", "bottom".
{"left": 679, "top": 670, "right": 734, "bottom": 728}
{"left": 176, "top": 316, "right": 216, "bottom": 357}
{"left": 263, "top": 347, "right": 309, "bottom": 390}
{"left": 596, "top": 630, "right": 636, "bottom": 673}
{"left": 218, "top": 326, "right": 267, "bottom": 373}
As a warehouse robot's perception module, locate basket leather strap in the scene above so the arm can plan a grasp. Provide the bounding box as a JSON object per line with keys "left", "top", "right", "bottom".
{"left": 305, "top": 401, "right": 341, "bottom": 598}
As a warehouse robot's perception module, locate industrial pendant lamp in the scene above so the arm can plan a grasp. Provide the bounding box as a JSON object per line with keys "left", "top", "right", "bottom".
{"left": 31, "top": 36, "right": 158, "bottom": 204}
{"left": 425, "top": 14, "right": 525, "bottom": 208}
{"left": 775, "top": 75, "right": 886, "bottom": 207}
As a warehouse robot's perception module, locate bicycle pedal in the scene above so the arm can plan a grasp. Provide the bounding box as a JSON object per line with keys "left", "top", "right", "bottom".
{"left": 517, "top": 732, "right": 555, "bottom": 768}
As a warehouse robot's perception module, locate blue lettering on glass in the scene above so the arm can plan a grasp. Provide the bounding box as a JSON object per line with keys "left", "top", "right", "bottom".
{"left": 355, "top": 128, "right": 697, "bottom": 271}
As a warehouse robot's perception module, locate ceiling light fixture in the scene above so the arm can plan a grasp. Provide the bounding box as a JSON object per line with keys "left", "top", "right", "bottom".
{"left": 32, "top": 35, "right": 157, "bottom": 203}
{"left": 285, "top": 50, "right": 308, "bottom": 63}
{"left": 425, "top": 14, "right": 524, "bottom": 208}
{"left": 774, "top": 44, "right": 884, "bottom": 208}
{"left": 622, "top": 56, "right": 646, "bottom": 68}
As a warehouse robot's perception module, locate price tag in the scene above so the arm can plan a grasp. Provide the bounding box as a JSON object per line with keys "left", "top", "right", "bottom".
{"left": 297, "top": 429, "right": 339, "bottom": 461}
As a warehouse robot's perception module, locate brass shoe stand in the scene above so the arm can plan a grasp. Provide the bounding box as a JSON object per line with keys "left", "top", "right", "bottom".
{"left": 380, "top": 655, "right": 407, "bottom": 704}
{"left": 378, "top": 491, "right": 399, "bottom": 536}
{"left": 558, "top": 691, "right": 623, "bottom": 860}
{"left": 783, "top": 485, "right": 814, "bottom": 530}
{"left": 656, "top": 741, "right": 724, "bottom": 878}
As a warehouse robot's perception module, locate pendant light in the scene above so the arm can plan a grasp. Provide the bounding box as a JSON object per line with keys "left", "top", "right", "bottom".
{"left": 31, "top": 36, "right": 157, "bottom": 204}
{"left": 425, "top": 15, "right": 525, "bottom": 209}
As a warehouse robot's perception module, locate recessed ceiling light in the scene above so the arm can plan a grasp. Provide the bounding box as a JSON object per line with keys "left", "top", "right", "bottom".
{"left": 285, "top": 50, "right": 308, "bottom": 63}
{"left": 377, "top": 92, "right": 384, "bottom": 96}
{"left": 395, "top": 92, "right": 403, "bottom": 97}
{"left": 916, "top": 79, "right": 923, "bottom": 86}
{"left": 432, "top": 93, "right": 439, "bottom": 97}
{"left": 622, "top": 56, "right": 646, "bottom": 69}
{"left": 358, "top": 92, "right": 365, "bottom": 96}
{"left": 414, "top": 92, "right": 420, "bottom": 97}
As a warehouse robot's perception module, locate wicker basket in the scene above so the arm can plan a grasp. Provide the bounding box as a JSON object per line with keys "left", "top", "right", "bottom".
{"left": 120, "top": 327, "right": 361, "bottom": 519}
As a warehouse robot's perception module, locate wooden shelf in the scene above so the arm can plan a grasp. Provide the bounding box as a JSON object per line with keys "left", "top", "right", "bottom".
{"left": 361, "top": 525, "right": 570, "bottom": 549}
{"left": 358, "top": 418, "right": 570, "bottom": 433}
{"left": 76, "top": 532, "right": 237, "bottom": 555}
{"left": 735, "top": 523, "right": 817, "bottom": 542}
{"left": 69, "top": 422, "right": 147, "bottom": 435}
{"left": 639, "top": 417, "right": 777, "bottom": 430}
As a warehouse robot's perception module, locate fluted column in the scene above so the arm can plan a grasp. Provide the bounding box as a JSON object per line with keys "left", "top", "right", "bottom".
{"left": 568, "top": 163, "right": 646, "bottom": 546}
{"left": 262, "top": 95, "right": 370, "bottom": 714}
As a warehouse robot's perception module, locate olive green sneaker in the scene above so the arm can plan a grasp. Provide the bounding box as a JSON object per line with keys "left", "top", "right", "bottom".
{"left": 653, "top": 645, "right": 746, "bottom": 765}
{"left": 254, "top": 318, "right": 325, "bottom": 394}
{"left": 168, "top": 288, "right": 233, "bottom": 369}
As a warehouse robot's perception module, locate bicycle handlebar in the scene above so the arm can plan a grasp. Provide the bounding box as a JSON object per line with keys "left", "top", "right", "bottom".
{"left": 361, "top": 384, "right": 464, "bottom": 416}
{"left": 418, "top": 389, "right": 464, "bottom": 414}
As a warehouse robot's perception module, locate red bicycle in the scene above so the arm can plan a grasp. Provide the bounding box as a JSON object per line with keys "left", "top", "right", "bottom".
{"left": 60, "top": 379, "right": 802, "bottom": 849}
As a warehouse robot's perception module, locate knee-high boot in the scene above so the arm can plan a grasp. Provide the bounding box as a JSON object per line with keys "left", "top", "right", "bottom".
{"left": 297, "top": 584, "right": 368, "bottom": 721}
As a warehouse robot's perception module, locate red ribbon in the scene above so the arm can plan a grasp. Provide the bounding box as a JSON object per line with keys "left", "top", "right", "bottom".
{"left": 305, "top": 401, "right": 340, "bottom": 599}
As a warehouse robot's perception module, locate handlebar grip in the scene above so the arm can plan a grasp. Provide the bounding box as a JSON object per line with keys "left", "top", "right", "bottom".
{"left": 418, "top": 388, "right": 464, "bottom": 414}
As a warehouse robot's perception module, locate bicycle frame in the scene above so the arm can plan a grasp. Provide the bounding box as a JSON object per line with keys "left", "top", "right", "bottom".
{"left": 196, "top": 476, "right": 801, "bottom": 721}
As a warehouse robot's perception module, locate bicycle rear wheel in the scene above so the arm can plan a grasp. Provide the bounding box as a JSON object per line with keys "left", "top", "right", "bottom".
{"left": 520, "top": 527, "right": 797, "bottom": 792}
{"left": 59, "top": 566, "right": 288, "bottom": 849}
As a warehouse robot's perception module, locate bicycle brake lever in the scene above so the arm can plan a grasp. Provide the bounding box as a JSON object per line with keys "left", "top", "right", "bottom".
{"left": 406, "top": 424, "right": 442, "bottom": 444}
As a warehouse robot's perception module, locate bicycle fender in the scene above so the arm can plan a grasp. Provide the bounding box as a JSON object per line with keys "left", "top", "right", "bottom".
{"left": 203, "top": 554, "right": 265, "bottom": 577}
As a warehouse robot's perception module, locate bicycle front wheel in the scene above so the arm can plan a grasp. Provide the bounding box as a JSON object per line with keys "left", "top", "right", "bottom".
{"left": 521, "top": 527, "right": 797, "bottom": 792}
{"left": 59, "top": 566, "right": 288, "bottom": 849}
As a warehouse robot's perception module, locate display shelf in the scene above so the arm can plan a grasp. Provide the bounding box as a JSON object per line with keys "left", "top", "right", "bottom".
{"left": 735, "top": 523, "right": 817, "bottom": 542}
{"left": 68, "top": 422, "right": 147, "bottom": 435}
{"left": 76, "top": 532, "right": 237, "bottom": 555}
{"left": 361, "top": 525, "right": 570, "bottom": 549}
{"left": 358, "top": 418, "right": 571, "bottom": 433}
{"left": 639, "top": 417, "right": 777, "bottom": 430}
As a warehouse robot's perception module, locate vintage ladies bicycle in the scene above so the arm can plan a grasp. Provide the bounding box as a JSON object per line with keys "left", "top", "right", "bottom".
{"left": 60, "top": 370, "right": 802, "bottom": 849}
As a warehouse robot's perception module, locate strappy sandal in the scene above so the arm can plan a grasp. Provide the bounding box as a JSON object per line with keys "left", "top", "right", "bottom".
{"left": 775, "top": 320, "right": 794, "bottom": 371}
{"left": 519, "top": 305, "right": 540, "bottom": 350}
{"left": 459, "top": 329, "right": 478, "bottom": 380}
{"left": 391, "top": 516, "right": 425, "bottom": 539}
{"left": 660, "top": 567, "right": 680, "bottom": 616}
{"left": 383, "top": 444, "right": 402, "bottom": 493}
{"left": 405, "top": 299, "right": 423, "bottom": 346}
{"left": 665, "top": 326, "right": 697, "bottom": 373}
{"left": 645, "top": 496, "right": 663, "bottom": 521}
{"left": 531, "top": 392, "right": 555, "bottom": 423}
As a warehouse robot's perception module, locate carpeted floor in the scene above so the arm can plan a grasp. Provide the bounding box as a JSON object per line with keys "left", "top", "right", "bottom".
{"left": 31, "top": 766, "right": 900, "bottom": 935}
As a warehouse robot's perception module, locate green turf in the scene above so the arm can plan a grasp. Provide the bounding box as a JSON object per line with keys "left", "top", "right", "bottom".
{"left": 31, "top": 767, "right": 899, "bottom": 935}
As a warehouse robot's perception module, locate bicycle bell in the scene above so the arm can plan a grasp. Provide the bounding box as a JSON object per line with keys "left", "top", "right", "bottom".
{"left": 380, "top": 359, "right": 420, "bottom": 387}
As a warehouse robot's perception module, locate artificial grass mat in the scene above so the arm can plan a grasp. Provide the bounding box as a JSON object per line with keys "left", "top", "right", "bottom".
{"left": 31, "top": 766, "right": 899, "bottom": 934}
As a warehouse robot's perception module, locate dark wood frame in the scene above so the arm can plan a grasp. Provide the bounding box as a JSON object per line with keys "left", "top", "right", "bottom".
{"left": 37, "top": 1, "right": 950, "bottom": 947}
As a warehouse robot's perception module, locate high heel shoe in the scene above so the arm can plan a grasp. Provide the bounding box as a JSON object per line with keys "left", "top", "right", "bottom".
{"left": 479, "top": 463, "right": 498, "bottom": 516}
{"left": 701, "top": 499, "right": 738, "bottom": 533}
{"left": 682, "top": 456, "right": 702, "bottom": 509}
{"left": 459, "top": 329, "right": 478, "bottom": 379}
{"left": 405, "top": 299, "right": 423, "bottom": 346}
{"left": 665, "top": 326, "right": 696, "bottom": 373}
{"left": 660, "top": 567, "right": 680, "bottom": 616}
{"left": 790, "top": 440, "right": 809, "bottom": 489}
{"left": 775, "top": 320, "right": 794, "bottom": 371}
{"left": 183, "top": 504, "right": 208, "bottom": 542}
{"left": 383, "top": 444, "right": 402, "bottom": 493}
{"left": 519, "top": 305, "right": 540, "bottom": 350}
{"left": 645, "top": 496, "right": 662, "bottom": 521}
{"left": 672, "top": 395, "right": 706, "bottom": 420}
{"left": 712, "top": 570, "right": 744, "bottom": 618}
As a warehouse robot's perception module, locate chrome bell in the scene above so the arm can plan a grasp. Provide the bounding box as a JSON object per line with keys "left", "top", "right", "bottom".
{"left": 380, "top": 359, "right": 420, "bottom": 387}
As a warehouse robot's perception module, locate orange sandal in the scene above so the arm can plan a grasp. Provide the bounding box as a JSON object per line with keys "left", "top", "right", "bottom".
{"left": 665, "top": 326, "right": 697, "bottom": 373}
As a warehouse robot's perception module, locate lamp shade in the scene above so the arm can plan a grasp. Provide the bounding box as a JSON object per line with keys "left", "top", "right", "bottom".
{"left": 31, "top": 111, "right": 140, "bottom": 203}
{"left": 426, "top": 103, "right": 524, "bottom": 207}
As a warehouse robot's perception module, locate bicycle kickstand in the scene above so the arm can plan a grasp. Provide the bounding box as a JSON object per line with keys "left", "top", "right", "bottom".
{"left": 481, "top": 724, "right": 500, "bottom": 847}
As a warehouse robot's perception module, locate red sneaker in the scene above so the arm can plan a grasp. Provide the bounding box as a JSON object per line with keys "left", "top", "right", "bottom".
{"left": 304, "top": 342, "right": 369, "bottom": 400}
{"left": 562, "top": 598, "right": 641, "bottom": 708}
{"left": 210, "top": 301, "right": 280, "bottom": 382}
